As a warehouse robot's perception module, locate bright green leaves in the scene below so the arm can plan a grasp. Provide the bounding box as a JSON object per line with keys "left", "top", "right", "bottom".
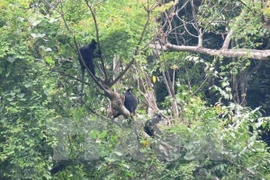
{"left": 0, "top": 1, "right": 58, "bottom": 178}
{"left": 197, "top": 1, "right": 237, "bottom": 32}
{"left": 229, "top": 1, "right": 268, "bottom": 48}
{"left": 94, "top": 0, "right": 149, "bottom": 59}
{"left": 0, "top": 0, "right": 269, "bottom": 179}
{"left": 45, "top": 56, "right": 54, "bottom": 65}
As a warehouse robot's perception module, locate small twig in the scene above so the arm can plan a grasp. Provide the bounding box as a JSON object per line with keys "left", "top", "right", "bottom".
{"left": 54, "top": 70, "right": 91, "bottom": 86}
{"left": 192, "top": 74, "right": 209, "bottom": 96}
{"left": 84, "top": 0, "right": 108, "bottom": 82}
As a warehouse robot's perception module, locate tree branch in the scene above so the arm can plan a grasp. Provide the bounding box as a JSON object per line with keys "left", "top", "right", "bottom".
{"left": 151, "top": 42, "right": 270, "bottom": 60}
{"left": 84, "top": 1, "right": 108, "bottom": 81}
{"left": 222, "top": 30, "right": 233, "bottom": 49}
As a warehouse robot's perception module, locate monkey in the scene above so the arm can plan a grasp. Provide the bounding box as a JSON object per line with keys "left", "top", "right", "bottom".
{"left": 123, "top": 88, "right": 138, "bottom": 114}
{"left": 78, "top": 39, "right": 100, "bottom": 77}
{"left": 113, "top": 88, "right": 138, "bottom": 118}
{"left": 78, "top": 39, "right": 101, "bottom": 97}
{"left": 144, "top": 114, "right": 162, "bottom": 137}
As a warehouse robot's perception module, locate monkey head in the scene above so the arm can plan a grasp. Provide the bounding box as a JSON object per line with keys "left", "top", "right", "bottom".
{"left": 89, "top": 39, "right": 97, "bottom": 49}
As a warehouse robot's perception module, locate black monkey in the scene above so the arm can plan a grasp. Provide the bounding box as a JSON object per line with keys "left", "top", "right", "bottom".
{"left": 144, "top": 114, "right": 162, "bottom": 137}
{"left": 78, "top": 39, "right": 101, "bottom": 96}
{"left": 113, "top": 88, "right": 138, "bottom": 118}
{"left": 78, "top": 39, "right": 100, "bottom": 76}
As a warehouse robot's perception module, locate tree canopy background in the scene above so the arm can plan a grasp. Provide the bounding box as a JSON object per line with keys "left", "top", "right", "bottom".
{"left": 0, "top": 0, "right": 269, "bottom": 179}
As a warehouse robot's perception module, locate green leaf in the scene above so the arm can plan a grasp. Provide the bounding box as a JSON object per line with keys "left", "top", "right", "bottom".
{"left": 44, "top": 57, "right": 54, "bottom": 64}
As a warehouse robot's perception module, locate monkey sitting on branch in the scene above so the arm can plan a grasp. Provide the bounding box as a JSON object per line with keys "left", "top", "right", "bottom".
{"left": 113, "top": 88, "right": 138, "bottom": 119}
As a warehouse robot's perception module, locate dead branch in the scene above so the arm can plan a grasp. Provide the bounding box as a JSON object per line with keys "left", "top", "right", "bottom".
{"left": 150, "top": 42, "right": 270, "bottom": 60}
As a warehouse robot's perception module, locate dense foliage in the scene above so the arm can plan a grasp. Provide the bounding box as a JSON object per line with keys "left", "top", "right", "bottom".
{"left": 0, "top": 0, "right": 269, "bottom": 179}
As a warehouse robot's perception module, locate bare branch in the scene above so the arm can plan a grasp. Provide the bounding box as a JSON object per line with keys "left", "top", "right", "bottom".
{"left": 222, "top": 30, "right": 233, "bottom": 49}
{"left": 150, "top": 42, "right": 270, "bottom": 60}
{"left": 198, "top": 28, "right": 203, "bottom": 47}
{"left": 55, "top": 71, "right": 91, "bottom": 86}
{"left": 84, "top": 0, "right": 108, "bottom": 81}
{"left": 166, "top": 43, "right": 270, "bottom": 60}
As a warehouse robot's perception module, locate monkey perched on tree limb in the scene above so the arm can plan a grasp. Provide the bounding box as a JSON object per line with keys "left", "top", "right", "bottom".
{"left": 113, "top": 88, "right": 138, "bottom": 119}
{"left": 109, "top": 91, "right": 131, "bottom": 118}
{"left": 144, "top": 114, "right": 163, "bottom": 137}
{"left": 78, "top": 39, "right": 101, "bottom": 98}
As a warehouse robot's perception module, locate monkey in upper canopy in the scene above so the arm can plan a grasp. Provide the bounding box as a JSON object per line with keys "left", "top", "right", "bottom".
{"left": 78, "top": 39, "right": 101, "bottom": 99}
{"left": 78, "top": 39, "right": 101, "bottom": 77}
